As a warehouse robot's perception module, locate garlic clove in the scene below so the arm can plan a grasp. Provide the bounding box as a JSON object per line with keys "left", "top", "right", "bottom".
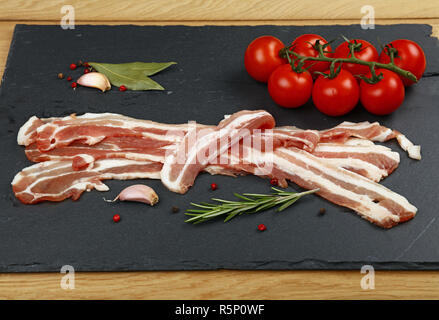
{"left": 77, "top": 72, "right": 111, "bottom": 92}
{"left": 104, "top": 184, "right": 159, "bottom": 206}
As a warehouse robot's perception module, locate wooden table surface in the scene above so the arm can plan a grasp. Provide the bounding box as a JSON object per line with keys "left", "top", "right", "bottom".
{"left": 0, "top": 0, "right": 439, "bottom": 300}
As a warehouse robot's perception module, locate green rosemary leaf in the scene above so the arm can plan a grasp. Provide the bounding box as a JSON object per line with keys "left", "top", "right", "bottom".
{"left": 242, "top": 193, "right": 275, "bottom": 198}
{"left": 277, "top": 197, "right": 300, "bottom": 212}
{"left": 211, "top": 198, "right": 241, "bottom": 204}
{"left": 190, "top": 203, "right": 215, "bottom": 209}
{"left": 233, "top": 193, "right": 253, "bottom": 201}
{"left": 224, "top": 210, "right": 241, "bottom": 222}
{"left": 185, "top": 213, "right": 203, "bottom": 217}
{"left": 186, "top": 209, "right": 210, "bottom": 213}
{"left": 253, "top": 201, "right": 278, "bottom": 213}
{"left": 200, "top": 202, "right": 216, "bottom": 206}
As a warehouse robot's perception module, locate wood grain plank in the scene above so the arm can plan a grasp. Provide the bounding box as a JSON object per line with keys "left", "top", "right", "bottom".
{"left": 0, "top": 0, "right": 438, "bottom": 21}
{"left": 2, "top": 270, "right": 439, "bottom": 299}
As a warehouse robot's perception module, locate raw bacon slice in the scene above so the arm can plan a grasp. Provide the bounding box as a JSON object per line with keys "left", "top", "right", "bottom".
{"left": 311, "top": 139, "right": 400, "bottom": 182}
{"left": 320, "top": 121, "right": 421, "bottom": 160}
{"left": 31, "top": 113, "right": 192, "bottom": 151}
{"left": 270, "top": 127, "right": 320, "bottom": 152}
{"left": 277, "top": 148, "right": 416, "bottom": 228}
{"left": 233, "top": 146, "right": 416, "bottom": 228}
{"left": 17, "top": 116, "right": 50, "bottom": 146}
{"left": 25, "top": 136, "right": 173, "bottom": 170}
{"left": 21, "top": 113, "right": 320, "bottom": 154}
{"left": 17, "top": 113, "right": 189, "bottom": 147}
{"left": 12, "top": 159, "right": 162, "bottom": 204}
{"left": 160, "top": 110, "right": 276, "bottom": 194}
{"left": 212, "top": 138, "right": 399, "bottom": 186}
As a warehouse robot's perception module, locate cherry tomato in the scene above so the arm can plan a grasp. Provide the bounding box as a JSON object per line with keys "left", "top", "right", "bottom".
{"left": 291, "top": 34, "right": 333, "bottom": 76}
{"left": 360, "top": 69, "right": 405, "bottom": 115}
{"left": 334, "top": 39, "right": 378, "bottom": 76}
{"left": 268, "top": 64, "right": 313, "bottom": 108}
{"left": 244, "top": 36, "right": 286, "bottom": 82}
{"left": 312, "top": 69, "right": 359, "bottom": 116}
{"left": 378, "top": 39, "right": 426, "bottom": 86}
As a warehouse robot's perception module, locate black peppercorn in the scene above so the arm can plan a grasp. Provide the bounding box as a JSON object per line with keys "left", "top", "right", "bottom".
{"left": 172, "top": 206, "right": 180, "bottom": 213}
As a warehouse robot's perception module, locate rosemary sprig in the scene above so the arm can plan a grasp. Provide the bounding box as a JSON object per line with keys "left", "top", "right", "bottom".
{"left": 184, "top": 187, "right": 319, "bottom": 224}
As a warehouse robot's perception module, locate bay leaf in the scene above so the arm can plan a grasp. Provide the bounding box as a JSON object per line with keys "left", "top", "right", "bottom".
{"left": 88, "top": 62, "right": 177, "bottom": 91}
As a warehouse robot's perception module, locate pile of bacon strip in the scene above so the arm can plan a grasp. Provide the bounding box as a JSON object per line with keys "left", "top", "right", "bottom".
{"left": 12, "top": 110, "right": 421, "bottom": 228}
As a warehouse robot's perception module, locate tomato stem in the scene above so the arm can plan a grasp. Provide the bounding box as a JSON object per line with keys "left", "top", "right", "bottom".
{"left": 279, "top": 39, "right": 418, "bottom": 84}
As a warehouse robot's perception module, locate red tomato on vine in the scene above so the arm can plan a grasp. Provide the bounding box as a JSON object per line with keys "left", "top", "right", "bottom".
{"left": 244, "top": 36, "right": 286, "bottom": 83}
{"left": 334, "top": 39, "right": 379, "bottom": 77}
{"left": 268, "top": 64, "right": 313, "bottom": 108}
{"left": 312, "top": 69, "right": 360, "bottom": 116}
{"left": 290, "top": 34, "right": 333, "bottom": 76}
{"left": 378, "top": 39, "right": 426, "bottom": 86}
{"left": 360, "top": 69, "right": 405, "bottom": 115}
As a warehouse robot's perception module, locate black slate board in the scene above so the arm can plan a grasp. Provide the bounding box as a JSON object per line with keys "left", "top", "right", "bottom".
{"left": 1, "top": 24, "right": 439, "bottom": 272}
